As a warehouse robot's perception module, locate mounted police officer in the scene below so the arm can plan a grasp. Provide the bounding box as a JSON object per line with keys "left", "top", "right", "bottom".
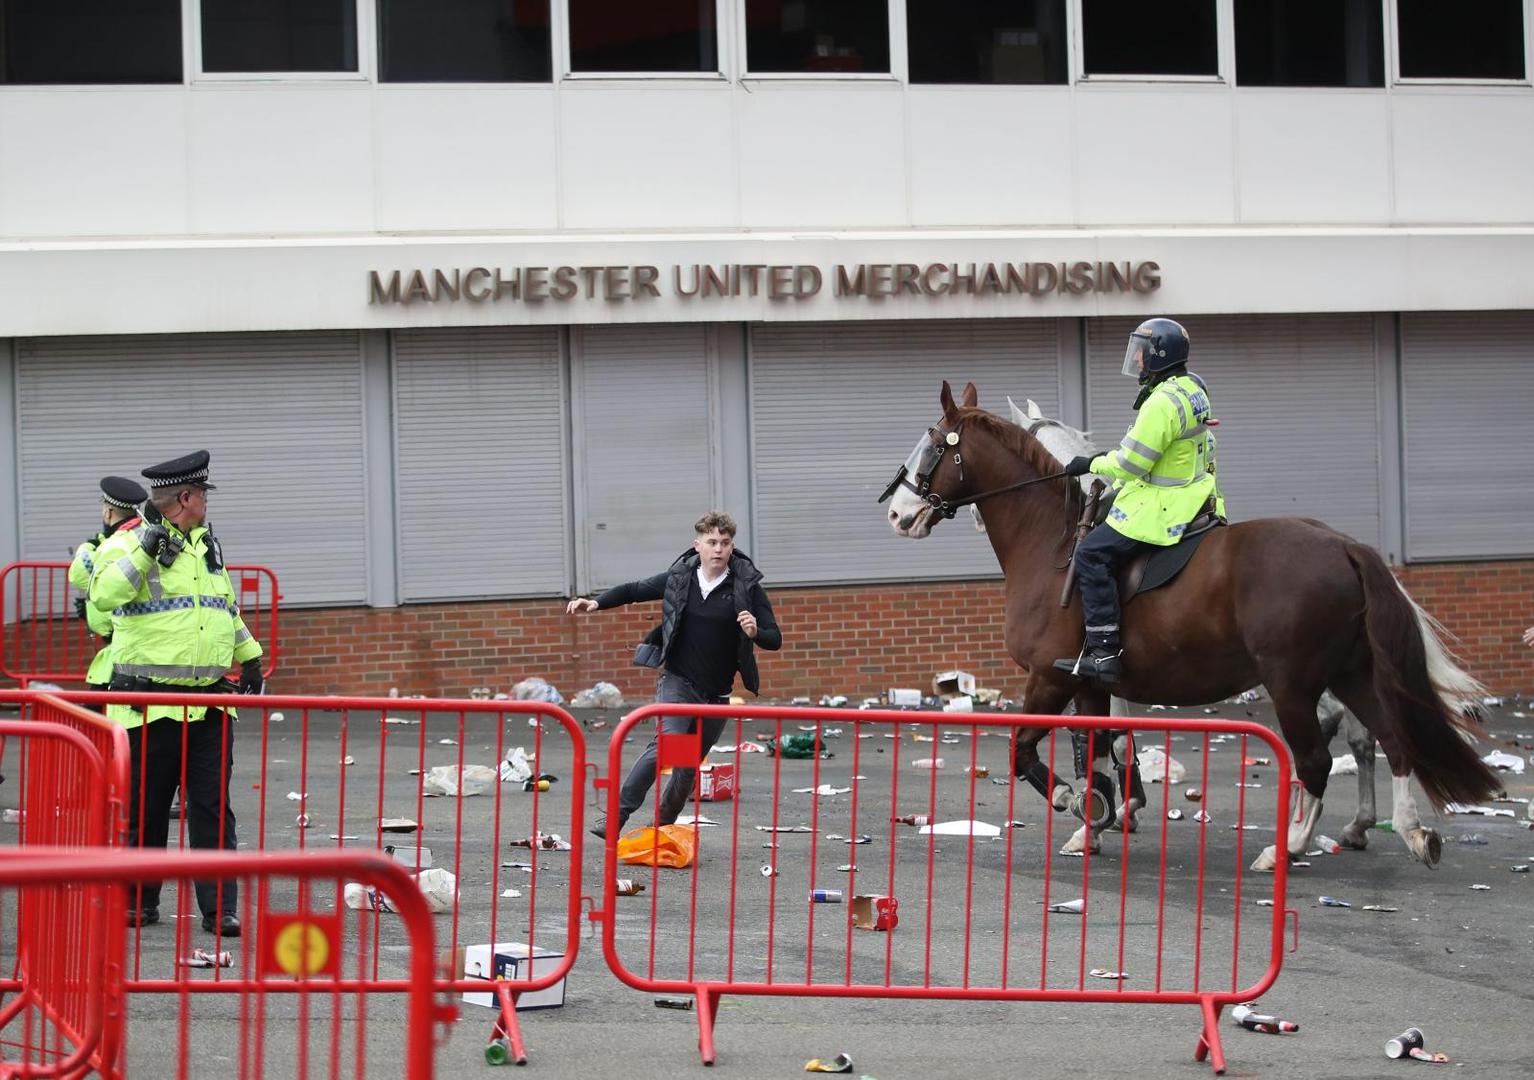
{"left": 89, "top": 450, "right": 263, "bottom": 936}
{"left": 68, "top": 476, "right": 148, "bottom": 693}
{"left": 1054, "top": 319, "right": 1220, "bottom": 683}
{"left": 566, "top": 511, "right": 781, "bottom": 839}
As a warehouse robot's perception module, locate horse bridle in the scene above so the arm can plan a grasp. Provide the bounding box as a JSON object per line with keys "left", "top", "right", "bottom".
{"left": 877, "top": 420, "right": 1071, "bottom": 520}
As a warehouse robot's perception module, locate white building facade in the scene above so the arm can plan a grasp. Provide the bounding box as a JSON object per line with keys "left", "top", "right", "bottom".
{"left": 2, "top": 1, "right": 1531, "bottom": 690}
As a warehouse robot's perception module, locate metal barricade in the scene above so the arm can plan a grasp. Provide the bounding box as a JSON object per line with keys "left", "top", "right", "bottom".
{"left": 595, "top": 705, "right": 1297, "bottom": 1074}
{"left": 0, "top": 562, "right": 281, "bottom": 688}
{"left": 37, "top": 691, "right": 586, "bottom": 1067}
{"left": 0, "top": 718, "right": 124, "bottom": 1079}
{"left": 0, "top": 849, "right": 449, "bottom": 1079}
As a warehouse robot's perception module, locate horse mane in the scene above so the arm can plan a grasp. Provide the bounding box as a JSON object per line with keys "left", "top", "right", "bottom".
{"left": 957, "top": 407, "right": 1076, "bottom": 498}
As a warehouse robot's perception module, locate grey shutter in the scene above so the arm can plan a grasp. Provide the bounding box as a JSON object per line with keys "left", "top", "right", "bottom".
{"left": 16, "top": 332, "right": 367, "bottom": 607}
{"left": 394, "top": 327, "right": 568, "bottom": 600}
{"left": 1402, "top": 312, "right": 1534, "bottom": 560}
{"left": 575, "top": 324, "right": 715, "bottom": 591}
{"left": 1087, "top": 314, "right": 1381, "bottom": 547}
{"left": 750, "top": 319, "right": 1061, "bottom": 584}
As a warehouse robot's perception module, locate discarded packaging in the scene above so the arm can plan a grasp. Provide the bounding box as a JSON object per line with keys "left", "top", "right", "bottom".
{"left": 887, "top": 688, "right": 922, "bottom": 707}
{"left": 1184, "top": 787, "right": 1203, "bottom": 802}
{"left": 693, "top": 763, "right": 736, "bottom": 801}
{"left": 510, "top": 677, "right": 564, "bottom": 705}
{"left": 1193, "top": 810, "right": 1212, "bottom": 823}
{"left": 179, "top": 948, "right": 233, "bottom": 969}
{"left": 615, "top": 879, "right": 646, "bottom": 896}
{"left": 500, "top": 888, "right": 522, "bottom": 898}
{"left": 911, "top": 757, "right": 944, "bottom": 770}
{"left": 345, "top": 867, "right": 456, "bottom": 914}
{"left": 385, "top": 844, "right": 433, "bottom": 869}
{"left": 422, "top": 763, "right": 497, "bottom": 797}
{"left": 764, "top": 733, "right": 823, "bottom": 759}
{"left": 509, "top": 832, "right": 571, "bottom": 851}
{"left": 500, "top": 747, "right": 533, "bottom": 784}
{"left": 1318, "top": 895, "right": 1352, "bottom": 908}
{"left": 851, "top": 894, "right": 899, "bottom": 931}
{"left": 803, "top": 1054, "right": 854, "bottom": 1074}
{"left": 932, "top": 670, "right": 977, "bottom": 699}
{"left": 1314, "top": 835, "right": 1342, "bottom": 854}
{"left": 1469, "top": 883, "right": 1491, "bottom": 891}
{"left": 1136, "top": 747, "right": 1186, "bottom": 784}
{"left": 965, "top": 765, "right": 990, "bottom": 778}
{"left": 1511, "top": 865, "right": 1530, "bottom": 873}
{"left": 1231, "top": 1004, "right": 1297, "bottom": 1034}
{"left": 460, "top": 943, "right": 566, "bottom": 1010}
{"left": 1385, "top": 1028, "right": 1425, "bottom": 1059}
{"left": 570, "top": 681, "right": 622, "bottom": 709}
{"left": 893, "top": 814, "right": 930, "bottom": 827}
{"left": 755, "top": 825, "right": 814, "bottom": 834}
{"left": 1088, "top": 968, "right": 1127, "bottom": 980}
{"left": 760, "top": 865, "right": 778, "bottom": 877}
{"left": 1167, "top": 808, "right": 1184, "bottom": 821}
{"left": 818, "top": 695, "right": 849, "bottom": 708}
{"left": 1443, "top": 803, "right": 1514, "bottom": 817}
{"left": 918, "top": 819, "right": 1001, "bottom": 838}
{"left": 1406, "top": 1048, "right": 1449, "bottom": 1064}
{"left": 655, "top": 996, "right": 693, "bottom": 1010}
{"left": 941, "top": 697, "right": 974, "bottom": 713}
{"left": 1481, "top": 749, "right": 1525, "bottom": 774}
{"left": 1048, "top": 898, "right": 1085, "bottom": 914}
{"left": 295, "top": 814, "right": 311, "bottom": 828}
{"left": 809, "top": 889, "right": 844, "bottom": 904}
{"left": 1362, "top": 904, "right": 1400, "bottom": 912}
{"left": 379, "top": 817, "right": 419, "bottom": 833}
{"left": 793, "top": 784, "right": 852, "bottom": 796}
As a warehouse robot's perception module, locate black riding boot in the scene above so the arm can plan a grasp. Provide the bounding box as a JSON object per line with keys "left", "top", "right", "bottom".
{"left": 1053, "top": 631, "right": 1123, "bottom": 683}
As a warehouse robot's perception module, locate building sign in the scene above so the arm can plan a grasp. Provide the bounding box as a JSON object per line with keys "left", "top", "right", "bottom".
{"left": 368, "top": 260, "right": 1161, "bottom": 306}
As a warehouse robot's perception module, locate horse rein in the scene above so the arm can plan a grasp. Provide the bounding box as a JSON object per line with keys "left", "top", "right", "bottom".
{"left": 878, "top": 420, "right": 1072, "bottom": 521}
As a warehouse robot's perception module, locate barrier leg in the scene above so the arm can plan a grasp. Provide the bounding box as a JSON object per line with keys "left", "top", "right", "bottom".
{"left": 1193, "top": 995, "right": 1226, "bottom": 1075}
{"left": 696, "top": 985, "right": 722, "bottom": 1066}
{"left": 487, "top": 983, "right": 528, "bottom": 1066}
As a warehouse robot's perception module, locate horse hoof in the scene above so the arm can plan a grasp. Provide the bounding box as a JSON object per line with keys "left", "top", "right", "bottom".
{"left": 1110, "top": 799, "right": 1144, "bottom": 834}
{"left": 1061, "top": 826, "right": 1099, "bottom": 855}
{"left": 1407, "top": 827, "right": 1442, "bottom": 867}
{"left": 1339, "top": 824, "right": 1370, "bottom": 850}
{"left": 1251, "top": 845, "right": 1279, "bottom": 873}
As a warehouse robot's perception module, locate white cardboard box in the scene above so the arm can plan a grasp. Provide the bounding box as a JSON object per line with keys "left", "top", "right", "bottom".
{"left": 461, "top": 942, "right": 567, "bottom": 1011}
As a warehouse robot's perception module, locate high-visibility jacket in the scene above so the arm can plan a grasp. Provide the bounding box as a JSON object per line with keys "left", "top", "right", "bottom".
{"left": 1089, "top": 372, "right": 1219, "bottom": 546}
{"left": 69, "top": 519, "right": 140, "bottom": 686}
{"left": 89, "top": 519, "right": 262, "bottom": 727}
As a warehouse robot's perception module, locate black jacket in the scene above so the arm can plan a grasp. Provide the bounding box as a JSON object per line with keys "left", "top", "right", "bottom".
{"left": 594, "top": 549, "right": 782, "bottom": 695}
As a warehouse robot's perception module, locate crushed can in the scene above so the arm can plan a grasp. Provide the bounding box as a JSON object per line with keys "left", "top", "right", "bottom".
{"left": 654, "top": 996, "right": 693, "bottom": 1010}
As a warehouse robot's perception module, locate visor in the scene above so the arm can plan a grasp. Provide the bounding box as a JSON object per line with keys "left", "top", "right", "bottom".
{"left": 1122, "top": 334, "right": 1150, "bottom": 378}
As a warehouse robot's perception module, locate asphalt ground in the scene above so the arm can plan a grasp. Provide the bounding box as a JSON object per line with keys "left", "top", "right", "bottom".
{"left": 3, "top": 694, "right": 1532, "bottom": 1079}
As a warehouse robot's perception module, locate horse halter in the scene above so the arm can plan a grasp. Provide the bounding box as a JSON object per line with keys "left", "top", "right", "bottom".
{"left": 877, "top": 421, "right": 1070, "bottom": 520}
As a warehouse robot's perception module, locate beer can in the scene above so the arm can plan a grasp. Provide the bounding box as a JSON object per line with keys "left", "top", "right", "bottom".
{"left": 654, "top": 996, "right": 694, "bottom": 1010}
{"left": 809, "top": 889, "right": 844, "bottom": 904}
{"left": 1385, "top": 1028, "right": 1425, "bottom": 1059}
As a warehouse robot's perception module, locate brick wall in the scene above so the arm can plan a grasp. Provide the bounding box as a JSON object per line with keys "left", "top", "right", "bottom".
{"left": 266, "top": 560, "right": 1534, "bottom": 700}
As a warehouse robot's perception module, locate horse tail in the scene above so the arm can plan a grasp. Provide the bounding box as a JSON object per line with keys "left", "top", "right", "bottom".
{"left": 1343, "top": 543, "right": 1500, "bottom": 810}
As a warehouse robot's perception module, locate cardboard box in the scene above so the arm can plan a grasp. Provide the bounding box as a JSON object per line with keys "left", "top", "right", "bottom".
{"left": 692, "top": 762, "right": 736, "bottom": 802}
{"left": 932, "top": 670, "right": 977, "bottom": 700}
{"left": 458, "top": 942, "right": 567, "bottom": 1011}
{"left": 851, "top": 894, "right": 899, "bottom": 931}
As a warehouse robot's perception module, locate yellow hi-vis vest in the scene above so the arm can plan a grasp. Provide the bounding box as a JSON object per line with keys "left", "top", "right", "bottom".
{"left": 69, "top": 532, "right": 119, "bottom": 686}
{"left": 88, "top": 520, "right": 262, "bottom": 728}
{"left": 1089, "top": 372, "right": 1219, "bottom": 546}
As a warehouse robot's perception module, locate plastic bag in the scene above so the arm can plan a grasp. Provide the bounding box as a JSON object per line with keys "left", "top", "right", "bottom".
{"left": 1135, "top": 746, "right": 1186, "bottom": 785}
{"left": 761, "top": 733, "right": 822, "bottom": 759}
{"left": 421, "top": 764, "right": 497, "bottom": 797}
{"left": 616, "top": 824, "right": 698, "bottom": 868}
{"left": 511, "top": 677, "right": 565, "bottom": 705}
{"left": 343, "top": 866, "right": 456, "bottom": 914}
{"left": 499, "top": 747, "right": 533, "bottom": 784}
{"left": 570, "top": 681, "right": 623, "bottom": 709}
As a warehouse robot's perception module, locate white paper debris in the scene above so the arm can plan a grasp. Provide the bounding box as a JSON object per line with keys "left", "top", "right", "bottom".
{"left": 1445, "top": 803, "right": 1515, "bottom": 818}
{"left": 1048, "top": 898, "right": 1085, "bottom": 914}
{"left": 421, "top": 764, "right": 497, "bottom": 797}
{"left": 1482, "top": 750, "right": 1525, "bottom": 774}
{"left": 918, "top": 819, "right": 1002, "bottom": 838}
{"left": 792, "top": 785, "right": 852, "bottom": 796}
{"left": 499, "top": 747, "right": 533, "bottom": 784}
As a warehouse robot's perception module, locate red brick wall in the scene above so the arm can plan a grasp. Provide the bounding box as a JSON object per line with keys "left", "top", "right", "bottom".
{"left": 264, "top": 560, "right": 1534, "bottom": 700}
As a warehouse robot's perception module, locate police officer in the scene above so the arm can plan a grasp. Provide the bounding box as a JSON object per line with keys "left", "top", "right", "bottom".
{"left": 89, "top": 450, "right": 263, "bottom": 935}
{"left": 68, "top": 476, "right": 148, "bottom": 692}
{"left": 1054, "top": 319, "right": 1220, "bottom": 683}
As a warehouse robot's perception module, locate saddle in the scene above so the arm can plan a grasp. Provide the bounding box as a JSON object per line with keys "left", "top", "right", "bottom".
{"left": 1061, "top": 483, "right": 1223, "bottom": 606}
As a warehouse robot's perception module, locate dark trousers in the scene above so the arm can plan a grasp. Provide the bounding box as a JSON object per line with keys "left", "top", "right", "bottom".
{"left": 618, "top": 673, "right": 729, "bottom": 828}
{"left": 1074, "top": 523, "right": 1151, "bottom": 640}
{"left": 126, "top": 711, "right": 238, "bottom": 916}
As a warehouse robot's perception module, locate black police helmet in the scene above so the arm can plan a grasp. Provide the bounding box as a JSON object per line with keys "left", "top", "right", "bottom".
{"left": 1122, "top": 318, "right": 1190, "bottom": 381}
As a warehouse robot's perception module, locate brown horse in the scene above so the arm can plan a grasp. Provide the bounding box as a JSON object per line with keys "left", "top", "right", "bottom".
{"left": 883, "top": 381, "right": 1500, "bottom": 869}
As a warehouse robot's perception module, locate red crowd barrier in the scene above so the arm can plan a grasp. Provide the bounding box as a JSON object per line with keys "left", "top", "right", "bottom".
{"left": 0, "top": 562, "right": 281, "bottom": 688}
{"left": 597, "top": 704, "right": 1297, "bottom": 1074}
{"left": 6, "top": 690, "right": 585, "bottom": 1068}
{"left": 0, "top": 848, "right": 450, "bottom": 1079}
{"left": 0, "top": 717, "right": 125, "bottom": 1078}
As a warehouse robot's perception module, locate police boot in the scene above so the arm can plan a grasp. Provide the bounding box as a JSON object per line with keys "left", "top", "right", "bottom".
{"left": 1052, "top": 633, "right": 1122, "bottom": 683}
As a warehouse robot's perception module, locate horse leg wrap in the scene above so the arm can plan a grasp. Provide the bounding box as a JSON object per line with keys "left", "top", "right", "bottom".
{"left": 1019, "top": 760, "right": 1073, "bottom": 811}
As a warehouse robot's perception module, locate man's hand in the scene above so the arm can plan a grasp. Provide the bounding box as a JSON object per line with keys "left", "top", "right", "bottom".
{"left": 737, "top": 610, "right": 758, "bottom": 639}
{"left": 140, "top": 523, "right": 169, "bottom": 560}
{"left": 1063, "top": 454, "right": 1101, "bottom": 477}
{"left": 1523, "top": 625, "right": 1534, "bottom": 648}
{"left": 238, "top": 658, "right": 264, "bottom": 695}
{"left": 566, "top": 597, "right": 598, "bottom": 615}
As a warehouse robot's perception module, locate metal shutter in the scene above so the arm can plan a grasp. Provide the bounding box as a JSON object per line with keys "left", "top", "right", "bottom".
{"left": 1086, "top": 314, "right": 1381, "bottom": 547}
{"left": 394, "top": 327, "right": 568, "bottom": 600}
{"left": 750, "top": 319, "right": 1061, "bottom": 584}
{"left": 575, "top": 324, "right": 716, "bottom": 591}
{"left": 1402, "top": 312, "right": 1534, "bottom": 560}
{"left": 16, "top": 332, "right": 367, "bottom": 606}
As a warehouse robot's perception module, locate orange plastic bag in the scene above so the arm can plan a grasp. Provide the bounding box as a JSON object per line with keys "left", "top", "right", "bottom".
{"left": 616, "top": 824, "right": 697, "bottom": 868}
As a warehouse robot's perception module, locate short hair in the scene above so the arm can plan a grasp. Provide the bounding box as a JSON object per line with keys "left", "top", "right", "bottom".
{"left": 150, "top": 483, "right": 198, "bottom": 512}
{"left": 102, "top": 503, "right": 136, "bottom": 525}
{"left": 694, "top": 511, "right": 737, "bottom": 538}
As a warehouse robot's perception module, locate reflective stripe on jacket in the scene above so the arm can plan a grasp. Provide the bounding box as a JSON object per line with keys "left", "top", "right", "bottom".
{"left": 1089, "top": 372, "right": 1218, "bottom": 546}
{"left": 89, "top": 520, "right": 262, "bottom": 727}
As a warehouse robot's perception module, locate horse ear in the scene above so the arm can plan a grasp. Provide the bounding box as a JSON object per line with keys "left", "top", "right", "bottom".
{"left": 961, "top": 382, "right": 978, "bottom": 408}
{"left": 1026, "top": 398, "right": 1044, "bottom": 420}
{"left": 940, "top": 380, "right": 957, "bottom": 418}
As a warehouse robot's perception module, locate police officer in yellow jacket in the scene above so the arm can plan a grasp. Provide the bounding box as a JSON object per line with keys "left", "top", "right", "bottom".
{"left": 68, "top": 476, "right": 148, "bottom": 692}
{"left": 1054, "top": 319, "right": 1219, "bottom": 683}
{"left": 89, "top": 450, "right": 262, "bottom": 936}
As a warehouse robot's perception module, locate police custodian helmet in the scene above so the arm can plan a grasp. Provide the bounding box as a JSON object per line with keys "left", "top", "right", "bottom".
{"left": 1122, "top": 318, "right": 1190, "bottom": 381}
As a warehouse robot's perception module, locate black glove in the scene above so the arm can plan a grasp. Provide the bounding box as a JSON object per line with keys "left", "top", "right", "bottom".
{"left": 74, "top": 597, "right": 88, "bottom": 621}
{"left": 1063, "top": 453, "right": 1104, "bottom": 477}
{"left": 239, "top": 658, "right": 264, "bottom": 695}
{"left": 140, "top": 522, "right": 169, "bottom": 561}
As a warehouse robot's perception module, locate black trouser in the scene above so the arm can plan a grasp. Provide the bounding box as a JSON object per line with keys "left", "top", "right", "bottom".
{"left": 125, "top": 710, "right": 238, "bottom": 916}
{"left": 1074, "top": 523, "right": 1152, "bottom": 641}
{"left": 617, "top": 673, "right": 729, "bottom": 828}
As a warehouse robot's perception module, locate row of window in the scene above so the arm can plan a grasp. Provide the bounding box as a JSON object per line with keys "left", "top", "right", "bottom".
{"left": 1, "top": 0, "right": 1526, "bottom": 87}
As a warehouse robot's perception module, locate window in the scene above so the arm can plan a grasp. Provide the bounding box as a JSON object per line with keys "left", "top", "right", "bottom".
{"left": 1, "top": 0, "right": 181, "bottom": 84}
{"left": 378, "top": 0, "right": 550, "bottom": 81}
{"left": 907, "top": 0, "right": 1067, "bottom": 84}
{"left": 201, "top": 0, "right": 359, "bottom": 74}
{"left": 1236, "top": 0, "right": 1383, "bottom": 87}
{"left": 1081, "top": 0, "right": 1217, "bottom": 77}
{"left": 745, "top": 0, "right": 889, "bottom": 74}
{"left": 567, "top": 0, "right": 717, "bottom": 73}
{"left": 1397, "top": 0, "right": 1525, "bottom": 80}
